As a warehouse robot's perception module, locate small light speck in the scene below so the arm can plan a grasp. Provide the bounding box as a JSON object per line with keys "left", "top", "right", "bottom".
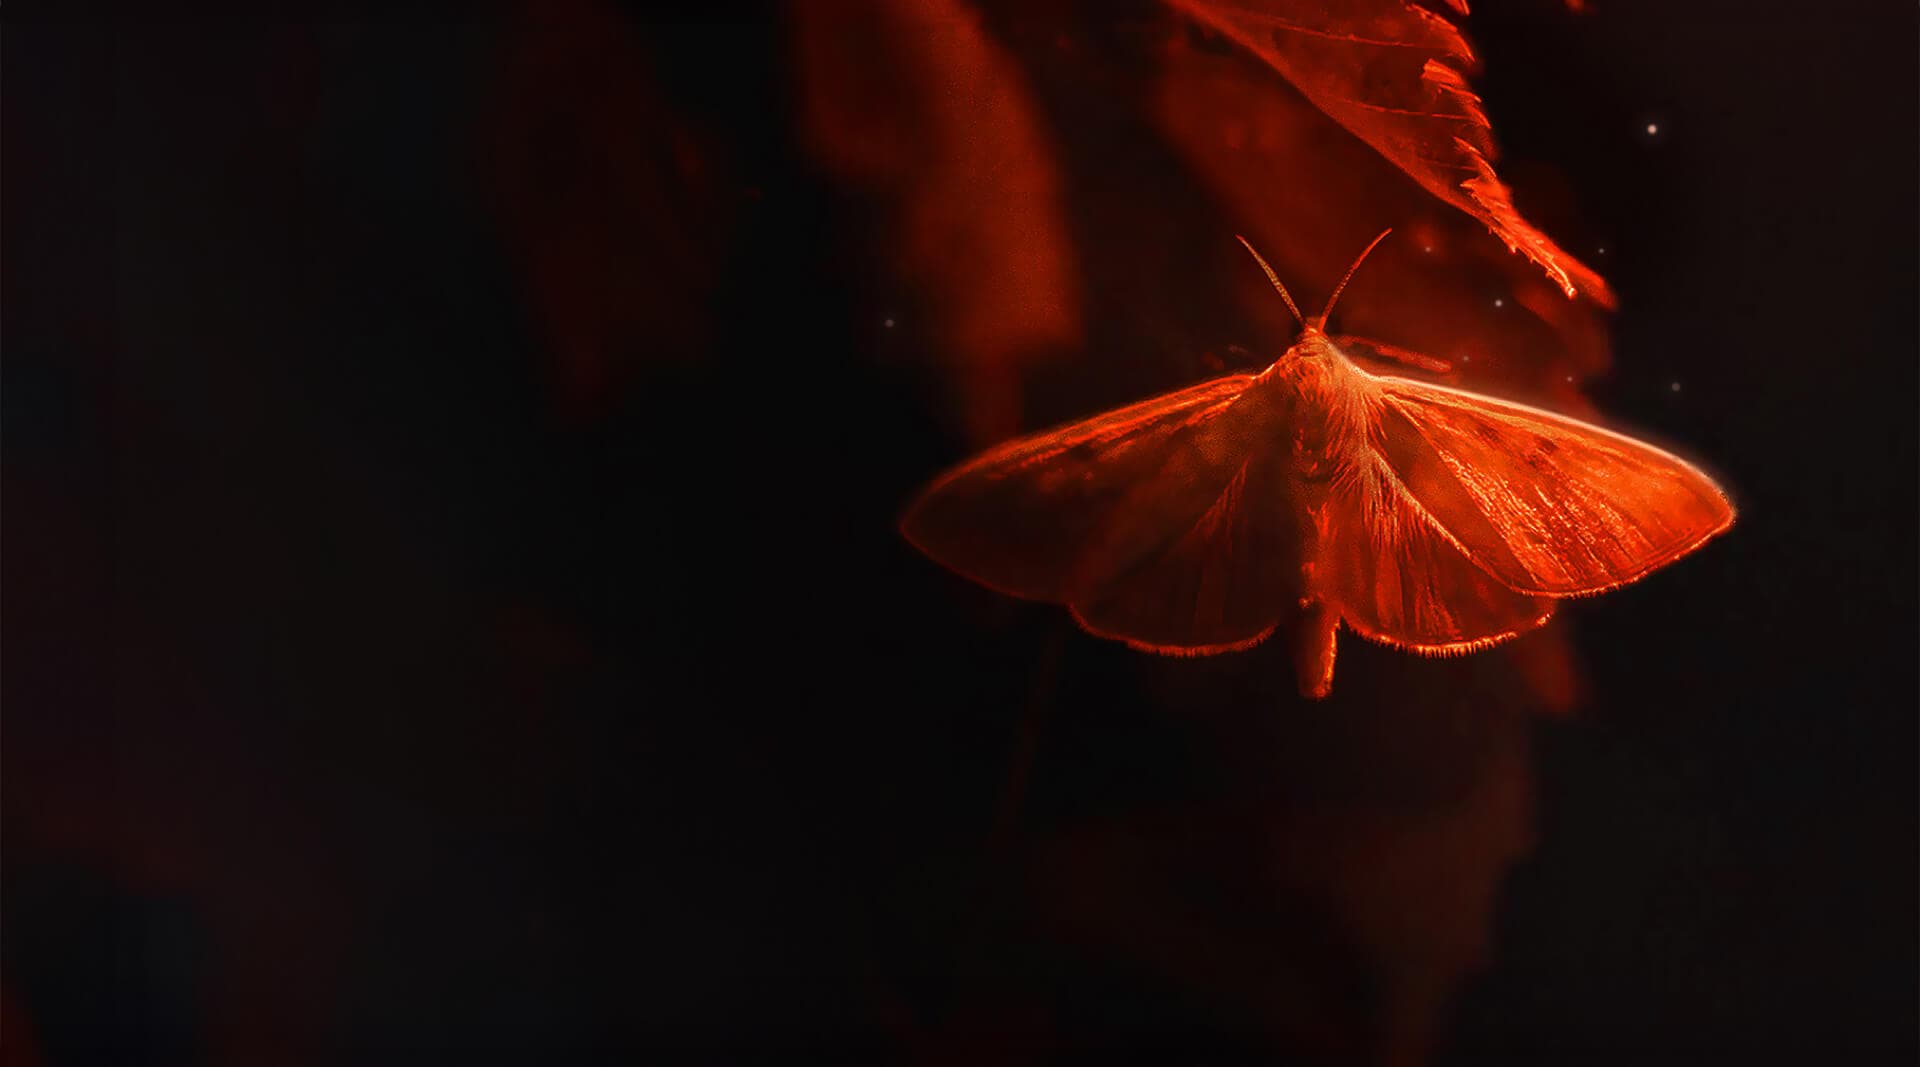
{"left": 1597, "top": 246, "right": 1607, "bottom": 255}
{"left": 1645, "top": 122, "right": 1660, "bottom": 136}
{"left": 1493, "top": 298, "right": 1504, "bottom": 308}
{"left": 1670, "top": 381, "right": 1682, "bottom": 392}
{"left": 1460, "top": 354, "right": 1471, "bottom": 363}
{"left": 1423, "top": 245, "right": 1433, "bottom": 253}
{"left": 883, "top": 317, "right": 896, "bottom": 329}
{"left": 1565, "top": 375, "right": 1575, "bottom": 383}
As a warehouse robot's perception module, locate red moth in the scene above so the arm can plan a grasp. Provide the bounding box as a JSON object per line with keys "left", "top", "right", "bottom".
{"left": 901, "top": 233, "right": 1734, "bottom": 698}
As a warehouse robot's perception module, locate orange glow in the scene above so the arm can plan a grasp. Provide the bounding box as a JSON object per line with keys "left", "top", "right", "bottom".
{"left": 901, "top": 244, "right": 1732, "bottom": 699}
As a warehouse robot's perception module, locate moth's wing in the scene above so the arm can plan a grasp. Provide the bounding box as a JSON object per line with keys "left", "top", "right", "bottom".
{"left": 1321, "top": 449, "right": 1557, "bottom": 655}
{"left": 1370, "top": 377, "right": 1735, "bottom": 596}
{"left": 902, "top": 376, "right": 1299, "bottom": 653}
{"left": 1068, "top": 423, "right": 1298, "bottom": 654}
{"left": 901, "top": 376, "right": 1253, "bottom": 600}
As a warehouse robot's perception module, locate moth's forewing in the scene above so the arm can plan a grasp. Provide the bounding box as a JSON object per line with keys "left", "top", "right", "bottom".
{"left": 1069, "top": 386, "right": 1300, "bottom": 654}
{"left": 901, "top": 376, "right": 1252, "bottom": 602}
{"left": 902, "top": 374, "right": 1300, "bottom": 654}
{"left": 1368, "top": 378, "right": 1735, "bottom": 597}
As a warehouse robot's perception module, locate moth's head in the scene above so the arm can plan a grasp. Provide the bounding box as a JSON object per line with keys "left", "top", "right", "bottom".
{"left": 1289, "top": 327, "right": 1338, "bottom": 360}
{"left": 1234, "top": 230, "right": 1392, "bottom": 341}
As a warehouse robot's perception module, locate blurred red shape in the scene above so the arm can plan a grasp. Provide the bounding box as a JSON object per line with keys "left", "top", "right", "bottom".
{"left": 485, "top": 0, "right": 737, "bottom": 423}
{"left": 793, "top": 0, "right": 1083, "bottom": 445}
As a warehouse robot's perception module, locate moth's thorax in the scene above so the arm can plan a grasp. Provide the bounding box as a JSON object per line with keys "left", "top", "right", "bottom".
{"left": 1274, "top": 326, "right": 1335, "bottom": 360}
{"left": 1261, "top": 329, "right": 1369, "bottom": 491}
{"left": 1265, "top": 329, "right": 1345, "bottom": 385}
{"left": 1264, "top": 329, "right": 1348, "bottom": 417}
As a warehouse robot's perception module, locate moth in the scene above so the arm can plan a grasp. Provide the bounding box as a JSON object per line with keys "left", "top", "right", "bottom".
{"left": 901, "top": 233, "right": 1734, "bottom": 698}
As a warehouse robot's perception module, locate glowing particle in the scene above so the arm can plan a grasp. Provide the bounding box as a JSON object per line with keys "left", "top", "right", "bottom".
{"left": 1645, "top": 122, "right": 1659, "bottom": 136}
{"left": 1493, "top": 298, "right": 1504, "bottom": 308}
{"left": 1565, "top": 375, "right": 1575, "bottom": 383}
{"left": 1423, "top": 245, "right": 1434, "bottom": 253}
{"left": 884, "top": 317, "right": 896, "bottom": 328}
{"left": 1597, "top": 246, "right": 1607, "bottom": 255}
{"left": 1670, "top": 381, "right": 1682, "bottom": 392}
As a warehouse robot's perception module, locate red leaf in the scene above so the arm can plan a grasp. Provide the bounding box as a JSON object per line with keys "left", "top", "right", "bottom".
{"left": 1165, "top": 0, "right": 1612, "bottom": 304}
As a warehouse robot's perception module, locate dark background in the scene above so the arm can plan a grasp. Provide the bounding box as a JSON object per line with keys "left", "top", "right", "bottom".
{"left": 5, "top": 3, "right": 1914, "bottom": 1064}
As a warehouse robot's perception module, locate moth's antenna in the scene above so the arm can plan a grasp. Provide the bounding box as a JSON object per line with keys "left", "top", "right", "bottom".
{"left": 1235, "top": 235, "right": 1304, "bottom": 329}
{"left": 1318, "top": 228, "right": 1392, "bottom": 326}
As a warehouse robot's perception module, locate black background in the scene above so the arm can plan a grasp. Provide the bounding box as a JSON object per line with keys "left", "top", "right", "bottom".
{"left": 5, "top": 3, "right": 1915, "bottom": 1064}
